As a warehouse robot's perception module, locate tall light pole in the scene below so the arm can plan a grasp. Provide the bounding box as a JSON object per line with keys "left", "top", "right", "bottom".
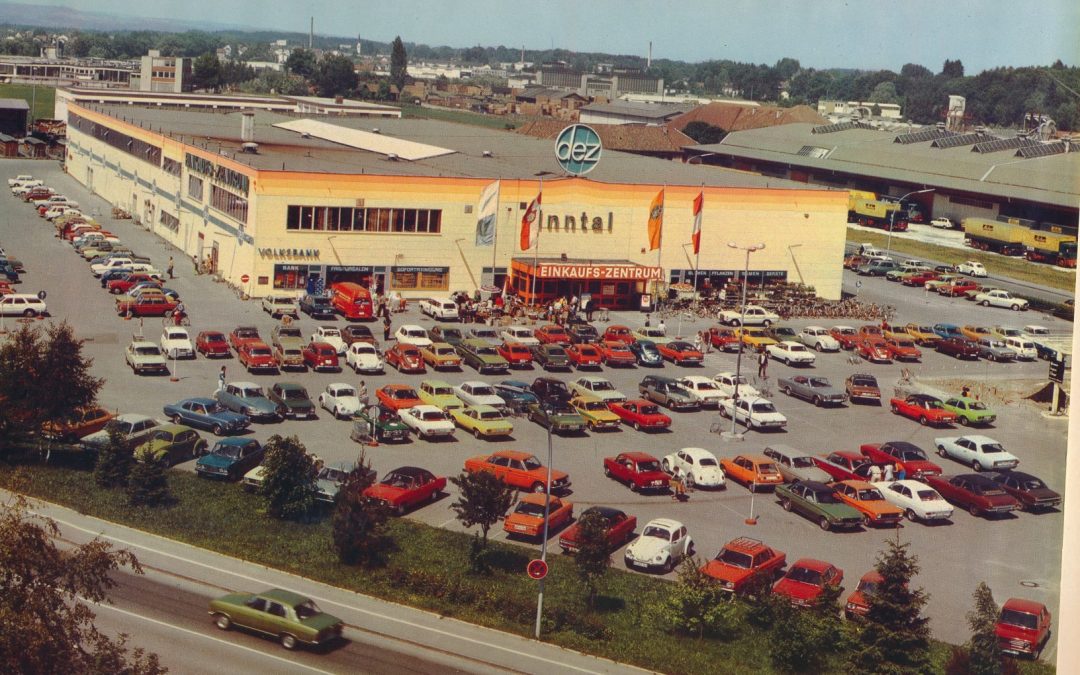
{"left": 886, "top": 188, "right": 934, "bottom": 259}
{"left": 533, "top": 422, "right": 554, "bottom": 639}
{"left": 722, "top": 241, "right": 765, "bottom": 442}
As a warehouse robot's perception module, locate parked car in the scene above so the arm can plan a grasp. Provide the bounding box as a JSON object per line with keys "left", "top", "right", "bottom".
{"left": 238, "top": 341, "right": 278, "bottom": 374}
{"left": 676, "top": 376, "right": 726, "bottom": 407}
{"left": 463, "top": 450, "right": 569, "bottom": 493}
{"left": 454, "top": 381, "right": 505, "bottom": 409}
{"left": 861, "top": 441, "right": 943, "bottom": 478}
{"left": 883, "top": 338, "right": 922, "bottom": 361}
{"left": 504, "top": 493, "right": 573, "bottom": 539}
{"left": 942, "top": 397, "right": 996, "bottom": 426}
{"left": 923, "top": 473, "right": 1021, "bottom": 517}
{"left": 796, "top": 326, "right": 841, "bottom": 352}
{"left": 657, "top": 340, "right": 704, "bottom": 365}
{"left": 395, "top": 325, "right": 432, "bottom": 347}
{"left": 530, "top": 344, "right": 571, "bottom": 370}
{"left": 712, "top": 372, "right": 760, "bottom": 399}
{"left": 497, "top": 341, "right": 533, "bottom": 368}
{"left": 608, "top": 399, "right": 672, "bottom": 431}
{"left": 889, "top": 394, "right": 958, "bottom": 427}
{"left": 228, "top": 326, "right": 262, "bottom": 351}
{"left": 456, "top": 338, "right": 510, "bottom": 374}
{"left": 974, "top": 337, "right": 1015, "bottom": 362}
{"left": 845, "top": 570, "right": 885, "bottom": 618}
{"left": 957, "top": 260, "right": 988, "bottom": 277}
{"left": 975, "top": 289, "right": 1028, "bottom": 311}
{"left": 310, "top": 326, "right": 346, "bottom": 354}
{"left": 638, "top": 375, "right": 699, "bottom": 410}
{"left": 762, "top": 444, "right": 833, "bottom": 483}
{"left": 934, "top": 435, "right": 1018, "bottom": 472}
{"left": 318, "top": 383, "right": 362, "bottom": 419}
{"left": 384, "top": 343, "right": 426, "bottom": 373}
{"left": 80, "top": 414, "right": 162, "bottom": 455}
{"left": 988, "top": 471, "right": 1062, "bottom": 512}
{"left": 134, "top": 424, "right": 208, "bottom": 465}
{"left": 351, "top": 407, "right": 410, "bottom": 445}
{"left": 829, "top": 480, "right": 904, "bottom": 527}
{"left": 267, "top": 382, "right": 316, "bottom": 420}
{"left": 125, "top": 338, "right": 169, "bottom": 375}
{"left": 528, "top": 401, "right": 587, "bottom": 435}
{"left": 345, "top": 342, "right": 383, "bottom": 374}
{"left": 195, "top": 331, "right": 230, "bottom": 358}
{"left": 718, "top": 305, "right": 779, "bottom": 327}
{"left": 196, "top": 438, "right": 264, "bottom": 481}
{"left": 720, "top": 454, "right": 784, "bottom": 492}
{"left": 341, "top": 324, "right": 379, "bottom": 347}
{"left": 996, "top": 598, "right": 1052, "bottom": 658}
{"left": 451, "top": 405, "right": 514, "bottom": 439}
{"left": 376, "top": 384, "right": 422, "bottom": 411}
{"left": 302, "top": 342, "right": 340, "bottom": 372}
{"left": 566, "top": 342, "right": 604, "bottom": 369}
{"left": 856, "top": 337, "right": 892, "bottom": 363}
{"left": 775, "top": 480, "right": 863, "bottom": 531}
{"left": 269, "top": 325, "right": 304, "bottom": 351}
{"left": 719, "top": 396, "right": 787, "bottom": 430}
{"left": 163, "top": 397, "right": 249, "bottom": 435}
{"left": 501, "top": 325, "right": 540, "bottom": 347}
{"left": 261, "top": 294, "right": 300, "bottom": 319}
{"left": 299, "top": 293, "right": 335, "bottom": 319}
{"left": 560, "top": 506, "right": 636, "bottom": 554}
{"left": 701, "top": 536, "right": 786, "bottom": 593}
{"left": 661, "top": 447, "right": 726, "bottom": 489}
{"left": 936, "top": 337, "right": 981, "bottom": 360}
{"left": 566, "top": 322, "right": 600, "bottom": 344}
{"left": 815, "top": 451, "right": 875, "bottom": 482}
{"left": 708, "top": 326, "right": 742, "bottom": 352}
{"left": 766, "top": 341, "right": 816, "bottom": 366}
{"left": 773, "top": 559, "right": 844, "bottom": 606}
{"left": 872, "top": 479, "right": 954, "bottom": 523}
{"left": 631, "top": 326, "right": 671, "bottom": 345}
{"left": 529, "top": 377, "right": 572, "bottom": 406}
{"left": 930, "top": 217, "right": 956, "bottom": 229}
{"left": 829, "top": 325, "right": 861, "bottom": 350}
{"left": 570, "top": 376, "right": 626, "bottom": 403}
{"left": 569, "top": 395, "right": 621, "bottom": 431}
{"left": 492, "top": 380, "right": 539, "bottom": 413}
{"left": 845, "top": 374, "right": 881, "bottom": 405}
{"left": 208, "top": 588, "right": 344, "bottom": 650}
{"left": 624, "top": 518, "right": 693, "bottom": 573}
{"left": 603, "top": 452, "right": 670, "bottom": 493}
{"left": 777, "top": 375, "right": 846, "bottom": 406}
{"left": 215, "top": 381, "right": 281, "bottom": 422}
{"left": 399, "top": 405, "right": 456, "bottom": 440}
{"left": 628, "top": 339, "right": 663, "bottom": 366}
{"left": 418, "top": 297, "right": 459, "bottom": 321}
{"left": 534, "top": 324, "right": 572, "bottom": 346}
{"left": 736, "top": 327, "right": 778, "bottom": 351}
{"left": 418, "top": 379, "right": 465, "bottom": 411}
{"left": 602, "top": 325, "right": 634, "bottom": 344}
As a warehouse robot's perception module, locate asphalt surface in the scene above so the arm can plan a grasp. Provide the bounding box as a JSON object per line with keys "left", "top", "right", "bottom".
{"left": 2, "top": 159, "right": 1072, "bottom": 662}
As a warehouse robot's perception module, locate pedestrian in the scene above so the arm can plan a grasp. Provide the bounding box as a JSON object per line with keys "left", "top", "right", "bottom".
{"left": 167, "top": 256, "right": 174, "bottom": 279}
{"left": 644, "top": 314, "right": 651, "bottom": 328}
{"left": 383, "top": 316, "right": 392, "bottom": 342}
{"left": 192, "top": 255, "right": 200, "bottom": 275}
{"left": 758, "top": 350, "right": 769, "bottom": 378}
{"left": 218, "top": 365, "right": 226, "bottom": 392}
{"left": 358, "top": 379, "right": 368, "bottom": 407}
{"left": 961, "top": 385, "right": 971, "bottom": 398}
{"left": 657, "top": 318, "right": 666, "bottom": 334}
{"left": 670, "top": 467, "right": 686, "bottom": 501}
{"left": 585, "top": 298, "right": 594, "bottom": 322}
{"left": 868, "top": 463, "right": 883, "bottom": 483}
{"left": 883, "top": 463, "right": 895, "bottom": 482}
{"left": 173, "top": 301, "right": 185, "bottom": 326}
{"left": 896, "top": 462, "right": 907, "bottom": 481}
{"left": 693, "top": 332, "right": 703, "bottom": 354}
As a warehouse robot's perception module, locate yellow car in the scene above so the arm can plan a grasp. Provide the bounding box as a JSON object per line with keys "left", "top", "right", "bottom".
{"left": 735, "top": 327, "right": 778, "bottom": 351}
{"left": 960, "top": 324, "right": 992, "bottom": 342}
{"left": 570, "top": 394, "right": 622, "bottom": 431}
{"left": 420, "top": 341, "right": 462, "bottom": 370}
{"left": 881, "top": 323, "right": 909, "bottom": 341}
{"left": 451, "top": 405, "right": 514, "bottom": 439}
{"left": 417, "top": 379, "right": 465, "bottom": 411}
{"left": 903, "top": 323, "right": 940, "bottom": 346}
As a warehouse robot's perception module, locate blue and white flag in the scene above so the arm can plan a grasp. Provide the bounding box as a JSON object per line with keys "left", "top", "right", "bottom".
{"left": 475, "top": 180, "right": 500, "bottom": 246}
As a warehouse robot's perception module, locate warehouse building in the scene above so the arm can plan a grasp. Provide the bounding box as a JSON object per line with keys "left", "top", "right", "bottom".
{"left": 63, "top": 102, "right": 849, "bottom": 303}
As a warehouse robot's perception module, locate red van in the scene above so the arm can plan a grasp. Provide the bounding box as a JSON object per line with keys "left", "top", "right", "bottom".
{"left": 330, "top": 282, "right": 374, "bottom": 321}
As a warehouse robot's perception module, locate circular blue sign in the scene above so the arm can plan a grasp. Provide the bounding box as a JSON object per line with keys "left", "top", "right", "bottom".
{"left": 554, "top": 124, "right": 602, "bottom": 176}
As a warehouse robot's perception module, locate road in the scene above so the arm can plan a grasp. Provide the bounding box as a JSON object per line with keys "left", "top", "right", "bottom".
{"left": 1, "top": 158, "right": 1073, "bottom": 665}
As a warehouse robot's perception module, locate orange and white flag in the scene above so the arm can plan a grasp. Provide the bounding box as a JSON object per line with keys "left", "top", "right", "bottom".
{"left": 691, "top": 191, "right": 703, "bottom": 255}
{"left": 647, "top": 189, "right": 664, "bottom": 251}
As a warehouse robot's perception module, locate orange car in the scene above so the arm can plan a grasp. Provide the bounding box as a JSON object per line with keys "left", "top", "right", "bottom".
{"left": 602, "top": 325, "right": 634, "bottom": 344}
{"left": 503, "top": 493, "right": 573, "bottom": 538}
{"left": 719, "top": 454, "right": 784, "bottom": 492}
{"left": 42, "top": 406, "right": 115, "bottom": 441}
{"left": 829, "top": 480, "right": 904, "bottom": 527}
{"left": 464, "top": 449, "right": 570, "bottom": 493}
{"left": 376, "top": 384, "right": 423, "bottom": 411}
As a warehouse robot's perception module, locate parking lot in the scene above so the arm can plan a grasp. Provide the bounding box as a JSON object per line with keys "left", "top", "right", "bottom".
{"left": 1, "top": 158, "right": 1070, "bottom": 653}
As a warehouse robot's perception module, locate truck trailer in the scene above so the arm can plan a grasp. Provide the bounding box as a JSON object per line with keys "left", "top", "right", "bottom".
{"left": 1022, "top": 229, "right": 1077, "bottom": 268}
{"left": 962, "top": 218, "right": 1026, "bottom": 256}
{"left": 848, "top": 197, "right": 907, "bottom": 231}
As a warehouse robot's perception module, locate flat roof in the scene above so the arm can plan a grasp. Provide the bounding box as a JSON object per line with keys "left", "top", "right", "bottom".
{"left": 690, "top": 123, "right": 1080, "bottom": 208}
{"left": 75, "top": 103, "right": 816, "bottom": 189}
{"left": 0, "top": 98, "right": 29, "bottom": 110}
{"left": 581, "top": 100, "right": 693, "bottom": 119}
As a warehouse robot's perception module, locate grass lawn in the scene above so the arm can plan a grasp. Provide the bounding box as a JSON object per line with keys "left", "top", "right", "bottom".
{"left": 0, "top": 461, "right": 1056, "bottom": 675}
{"left": 848, "top": 227, "right": 1076, "bottom": 294}
{"left": 0, "top": 83, "right": 55, "bottom": 122}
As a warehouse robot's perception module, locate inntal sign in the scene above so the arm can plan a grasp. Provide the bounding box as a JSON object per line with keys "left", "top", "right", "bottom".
{"left": 537, "top": 263, "right": 662, "bottom": 281}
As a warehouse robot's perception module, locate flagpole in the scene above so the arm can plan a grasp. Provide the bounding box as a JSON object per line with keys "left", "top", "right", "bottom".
{"left": 530, "top": 178, "right": 543, "bottom": 309}
{"left": 491, "top": 186, "right": 500, "bottom": 287}
{"left": 656, "top": 186, "right": 665, "bottom": 312}
{"left": 693, "top": 184, "right": 703, "bottom": 316}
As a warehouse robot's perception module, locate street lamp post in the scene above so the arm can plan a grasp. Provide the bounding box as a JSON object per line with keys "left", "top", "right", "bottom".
{"left": 886, "top": 189, "right": 935, "bottom": 259}
{"left": 533, "top": 422, "right": 554, "bottom": 640}
{"left": 722, "top": 242, "right": 765, "bottom": 442}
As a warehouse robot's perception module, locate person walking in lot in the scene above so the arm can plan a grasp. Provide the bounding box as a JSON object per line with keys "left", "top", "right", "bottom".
{"left": 218, "top": 365, "right": 226, "bottom": 392}
{"left": 758, "top": 350, "right": 769, "bottom": 378}
{"left": 868, "top": 463, "right": 883, "bottom": 483}
{"left": 167, "top": 256, "right": 174, "bottom": 279}
{"left": 383, "top": 316, "right": 392, "bottom": 342}
{"left": 883, "top": 463, "right": 895, "bottom": 482}
{"left": 358, "top": 380, "right": 368, "bottom": 407}
{"left": 670, "top": 467, "right": 687, "bottom": 501}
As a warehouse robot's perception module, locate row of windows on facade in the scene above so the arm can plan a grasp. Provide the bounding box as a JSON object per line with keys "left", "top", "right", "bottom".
{"left": 69, "top": 112, "right": 161, "bottom": 168}
{"left": 272, "top": 266, "right": 448, "bottom": 292}
{"left": 285, "top": 205, "right": 442, "bottom": 233}
{"left": 186, "top": 175, "right": 248, "bottom": 224}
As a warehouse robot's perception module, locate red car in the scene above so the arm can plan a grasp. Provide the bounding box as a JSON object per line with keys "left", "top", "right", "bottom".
{"left": 608, "top": 399, "right": 672, "bottom": 431}
{"left": 883, "top": 338, "right": 921, "bottom": 361}
{"left": 858, "top": 325, "right": 884, "bottom": 339}
{"left": 363, "top": 466, "right": 446, "bottom": 516}
{"left": 597, "top": 340, "right": 636, "bottom": 366}
{"left": 566, "top": 343, "right": 603, "bottom": 369}
{"left": 657, "top": 340, "right": 704, "bottom": 365}
{"left": 497, "top": 341, "right": 533, "bottom": 368}
{"left": 844, "top": 570, "right": 883, "bottom": 618}
{"left": 814, "top": 451, "right": 874, "bottom": 482}
{"left": 829, "top": 326, "right": 861, "bottom": 350}
{"left": 603, "top": 452, "right": 670, "bottom": 493}
{"left": 376, "top": 384, "right": 422, "bottom": 411}
{"left": 922, "top": 473, "right": 1020, "bottom": 518}
{"left": 115, "top": 294, "right": 177, "bottom": 317}
{"left": 534, "top": 324, "right": 571, "bottom": 346}
{"left": 902, "top": 270, "right": 939, "bottom": 287}
{"left": 385, "top": 343, "right": 426, "bottom": 373}
{"left": 107, "top": 272, "right": 161, "bottom": 295}
{"left": 860, "top": 441, "right": 943, "bottom": 479}
{"left": 196, "top": 330, "right": 231, "bottom": 358}
{"left": 22, "top": 187, "right": 53, "bottom": 202}
{"left": 995, "top": 598, "right": 1052, "bottom": 658}
{"left": 228, "top": 326, "right": 261, "bottom": 351}
{"left": 936, "top": 337, "right": 981, "bottom": 360}
{"left": 773, "top": 558, "right": 843, "bottom": 607}
{"left": 888, "top": 394, "right": 958, "bottom": 427}
{"left": 237, "top": 341, "right": 278, "bottom": 373}
{"left": 708, "top": 326, "right": 741, "bottom": 352}
{"left": 303, "top": 342, "right": 341, "bottom": 372}
{"left": 559, "top": 506, "right": 637, "bottom": 554}
{"left": 602, "top": 325, "right": 634, "bottom": 344}
{"left": 857, "top": 337, "right": 892, "bottom": 363}
{"left": 701, "top": 536, "right": 787, "bottom": 594}
{"left": 938, "top": 279, "right": 979, "bottom": 297}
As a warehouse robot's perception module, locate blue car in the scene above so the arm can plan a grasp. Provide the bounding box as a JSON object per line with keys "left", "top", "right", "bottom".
{"left": 932, "top": 323, "right": 964, "bottom": 340}
{"left": 629, "top": 339, "right": 663, "bottom": 367}
{"left": 493, "top": 379, "right": 540, "bottom": 413}
{"left": 99, "top": 267, "right": 134, "bottom": 287}
{"left": 164, "top": 397, "right": 249, "bottom": 436}
{"left": 299, "top": 293, "right": 335, "bottom": 319}
{"left": 195, "top": 438, "right": 263, "bottom": 480}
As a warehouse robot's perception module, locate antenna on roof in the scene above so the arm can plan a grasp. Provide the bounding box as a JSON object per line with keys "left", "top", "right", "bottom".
{"left": 386, "top": 153, "right": 399, "bottom": 161}
{"left": 482, "top": 150, "right": 492, "bottom": 157}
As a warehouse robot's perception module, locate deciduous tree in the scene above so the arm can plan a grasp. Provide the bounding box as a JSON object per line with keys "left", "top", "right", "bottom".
{"left": 286, "top": 48, "right": 317, "bottom": 79}
{"left": 390, "top": 36, "right": 408, "bottom": 94}
{"left": 572, "top": 510, "right": 612, "bottom": 608}
{"left": 316, "top": 55, "right": 357, "bottom": 98}
{"left": 258, "top": 435, "right": 318, "bottom": 520}
{"left": 448, "top": 471, "right": 513, "bottom": 548}
{"left": 649, "top": 556, "right": 739, "bottom": 639}
{"left": 191, "top": 52, "right": 222, "bottom": 91}
{"left": 769, "top": 584, "right": 846, "bottom": 673}
{"left": 681, "top": 121, "right": 727, "bottom": 145}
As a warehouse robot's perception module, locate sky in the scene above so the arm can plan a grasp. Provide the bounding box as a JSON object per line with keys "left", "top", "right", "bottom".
{"left": 28, "top": 0, "right": 1080, "bottom": 72}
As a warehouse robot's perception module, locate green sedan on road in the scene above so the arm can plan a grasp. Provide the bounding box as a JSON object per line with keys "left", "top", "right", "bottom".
{"left": 209, "top": 588, "right": 344, "bottom": 650}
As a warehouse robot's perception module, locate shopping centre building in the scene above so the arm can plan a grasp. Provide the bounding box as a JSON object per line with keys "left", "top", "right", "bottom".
{"left": 63, "top": 101, "right": 849, "bottom": 305}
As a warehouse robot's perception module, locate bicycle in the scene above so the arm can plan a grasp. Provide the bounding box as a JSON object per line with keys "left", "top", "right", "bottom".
{"left": 162, "top": 314, "right": 191, "bottom": 327}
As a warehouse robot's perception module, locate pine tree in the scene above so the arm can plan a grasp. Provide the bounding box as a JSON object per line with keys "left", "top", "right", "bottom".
{"left": 126, "top": 454, "right": 170, "bottom": 507}
{"left": 331, "top": 465, "right": 389, "bottom": 566}
{"left": 258, "top": 435, "right": 318, "bottom": 520}
{"left": 572, "top": 509, "right": 612, "bottom": 608}
{"left": 93, "top": 426, "right": 132, "bottom": 489}
{"left": 966, "top": 582, "right": 1005, "bottom": 675}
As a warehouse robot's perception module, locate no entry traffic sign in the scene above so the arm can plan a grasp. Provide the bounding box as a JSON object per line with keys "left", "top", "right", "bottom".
{"left": 240, "top": 274, "right": 250, "bottom": 283}
{"left": 526, "top": 559, "right": 548, "bottom": 580}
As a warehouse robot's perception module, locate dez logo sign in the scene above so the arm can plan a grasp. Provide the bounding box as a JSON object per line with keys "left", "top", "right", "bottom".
{"left": 554, "top": 124, "right": 602, "bottom": 176}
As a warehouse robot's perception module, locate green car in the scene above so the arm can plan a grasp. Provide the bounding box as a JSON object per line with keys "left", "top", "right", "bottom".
{"left": 455, "top": 338, "right": 510, "bottom": 374}
{"left": 528, "top": 402, "right": 587, "bottom": 435}
{"left": 134, "top": 423, "right": 207, "bottom": 465}
{"left": 268, "top": 382, "right": 316, "bottom": 420}
{"left": 418, "top": 379, "right": 465, "bottom": 411}
{"left": 943, "top": 396, "right": 996, "bottom": 426}
{"left": 775, "top": 480, "right": 863, "bottom": 531}
{"left": 351, "top": 407, "right": 411, "bottom": 444}
{"left": 209, "top": 588, "right": 344, "bottom": 650}
{"left": 451, "top": 404, "right": 514, "bottom": 438}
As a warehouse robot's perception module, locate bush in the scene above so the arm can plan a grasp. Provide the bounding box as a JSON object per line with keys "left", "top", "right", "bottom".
{"left": 330, "top": 466, "right": 389, "bottom": 566}
{"left": 648, "top": 556, "right": 741, "bottom": 640}
{"left": 92, "top": 427, "right": 132, "bottom": 489}
{"left": 126, "top": 455, "right": 170, "bottom": 507}
{"left": 258, "top": 435, "right": 318, "bottom": 520}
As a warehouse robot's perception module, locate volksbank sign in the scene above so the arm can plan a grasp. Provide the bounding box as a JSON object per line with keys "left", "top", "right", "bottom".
{"left": 555, "top": 124, "right": 602, "bottom": 176}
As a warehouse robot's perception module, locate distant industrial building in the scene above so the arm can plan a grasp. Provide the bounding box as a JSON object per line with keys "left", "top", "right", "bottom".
{"left": 818, "top": 100, "right": 903, "bottom": 121}
{"left": 0, "top": 55, "right": 134, "bottom": 87}
{"left": 535, "top": 64, "right": 663, "bottom": 98}
{"left": 578, "top": 101, "right": 693, "bottom": 126}
{"left": 131, "top": 50, "right": 191, "bottom": 93}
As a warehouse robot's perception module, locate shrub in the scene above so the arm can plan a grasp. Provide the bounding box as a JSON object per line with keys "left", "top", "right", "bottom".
{"left": 92, "top": 427, "right": 132, "bottom": 489}
{"left": 126, "top": 454, "right": 171, "bottom": 506}
{"left": 258, "top": 435, "right": 318, "bottom": 520}
{"left": 330, "top": 466, "right": 389, "bottom": 566}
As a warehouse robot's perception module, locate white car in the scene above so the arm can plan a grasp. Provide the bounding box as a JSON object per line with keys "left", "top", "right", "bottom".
{"left": 7, "top": 174, "right": 34, "bottom": 187}
{"left": 346, "top": 342, "right": 384, "bottom": 374}
{"left": 500, "top": 326, "right": 540, "bottom": 346}
{"left": 159, "top": 327, "right": 194, "bottom": 359}
{"left": 873, "top": 480, "right": 954, "bottom": 523}
{"left": 91, "top": 257, "right": 135, "bottom": 276}
{"left": 934, "top": 435, "right": 1020, "bottom": 472}
{"left": 399, "top": 405, "right": 456, "bottom": 439}
{"left": 796, "top": 326, "right": 840, "bottom": 352}
{"left": 419, "top": 297, "right": 459, "bottom": 321}
{"left": 766, "top": 341, "right": 816, "bottom": 366}
{"left": 957, "top": 261, "right": 988, "bottom": 277}
{"left": 623, "top": 518, "right": 693, "bottom": 573}
{"left": 1002, "top": 336, "right": 1037, "bottom": 360}
{"left": 44, "top": 206, "right": 81, "bottom": 221}
{"left": 569, "top": 376, "right": 626, "bottom": 403}
{"left": 975, "top": 289, "right": 1028, "bottom": 311}
{"left": 453, "top": 381, "right": 506, "bottom": 408}
{"left": 676, "top": 376, "right": 726, "bottom": 407}
{"left": 718, "top": 304, "right": 779, "bottom": 327}
{"left": 930, "top": 217, "right": 955, "bottom": 229}
{"left": 719, "top": 396, "right": 787, "bottom": 430}
{"left": 0, "top": 293, "right": 48, "bottom": 317}
{"left": 310, "top": 326, "right": 346, "bottom": 354}
{"left": 262, "top": 293, "right": 300, "bottom": 318}
{"left": 318, "top": 383, "right": 363, "bottom": 419}
{"left": 712, "top": 372, "right": 760, "bottom": 399}
{"left": 661, "top": 448, "right": 726, "bottom": 489}
{"left": 762, "top": 444, "right": 834, "bottom": 483}
{"left": 395, "top": 325, "right": 432, "bottom": 347}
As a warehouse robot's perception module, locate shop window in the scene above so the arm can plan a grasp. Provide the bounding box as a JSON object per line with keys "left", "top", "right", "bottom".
{"left": 391, "top": 270, "right": 417, "bottom": 288}
{"left": 211, "top": 185, "right": 248, "bottom": 224}
{"left": 273, "top": 265, "right": 309, "bottom": 290}
{"left": 402, "top": 209, "right": 417, "bottom": 232}
{"left": 283, "top": 204, "right": 441, "bottom": 234}
{"left": 419, "top": 271, "right": 448, "bottom": 290}
{"left": 159, "top": 211, "right": 180, "bottom": 232}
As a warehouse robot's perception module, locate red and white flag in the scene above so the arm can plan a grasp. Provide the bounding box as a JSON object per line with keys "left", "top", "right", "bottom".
{"left": 691, "top": 191, "right": 703, "bottom": 255}
{"left": 520, "top": 192, "right": 542, "bottom": 251}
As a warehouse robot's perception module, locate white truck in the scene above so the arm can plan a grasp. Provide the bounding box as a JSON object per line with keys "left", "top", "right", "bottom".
{"left": 718, "top": 304, "right": 780, "bottom": 327}
{"left": 419, "top": 297, "right": 459, "bottom": 321}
